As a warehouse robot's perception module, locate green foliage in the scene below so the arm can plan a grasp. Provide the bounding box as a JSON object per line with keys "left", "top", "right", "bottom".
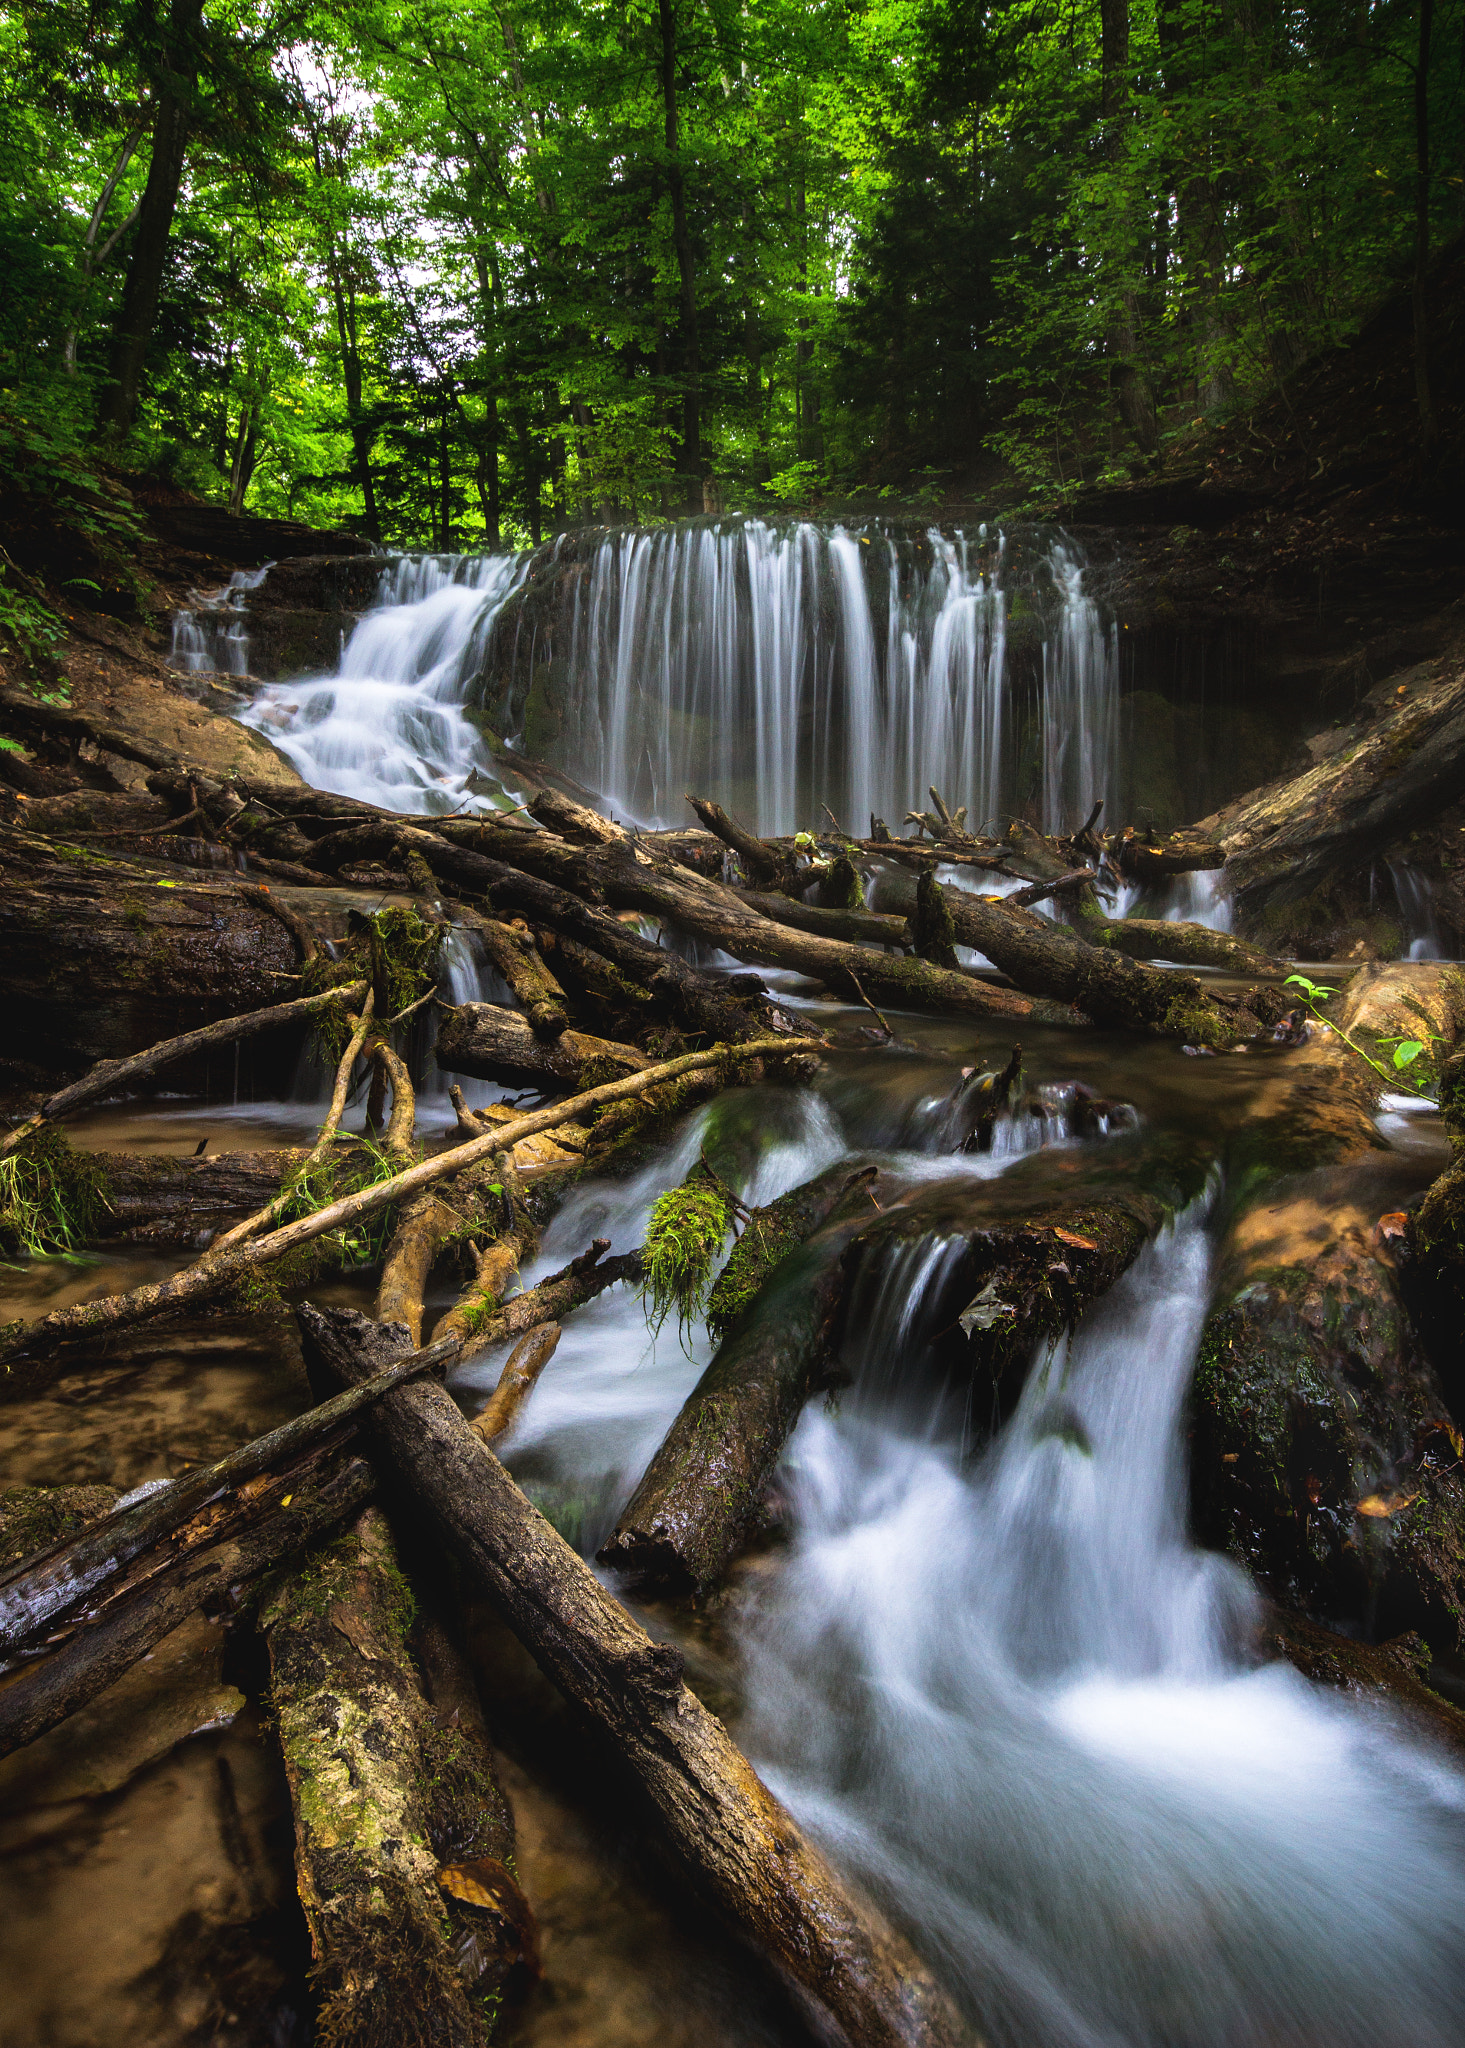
{"left": 642, "top": 1170, "right": 734, "bottom": 1336}
{"left": 1285, "top": 974, "right": 1442, "bottom": 1100}
{"left": 0, "top": 1128, "right": 109, "bottom": 1260}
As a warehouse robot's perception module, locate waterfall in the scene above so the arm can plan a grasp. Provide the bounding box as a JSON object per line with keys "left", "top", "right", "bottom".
{"left": 548, "top": 520, "right": 1110, "bottom": 837}
{"left": 239, "top": 553, "right": 530, "bottom": 813}
{"left": 1389, "top": 861, "right": 1447, "bottom": 960}
{"left": 738, "top": 1209, "right": 1465, "bottom": 2048}
{"left": 221, "top": 520, "right": 1119, "bottom": 834}
{"left": 169, "top": 564, "right": 272, "bottom": 675}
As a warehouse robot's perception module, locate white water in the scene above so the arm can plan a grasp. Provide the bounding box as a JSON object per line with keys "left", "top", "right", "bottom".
{"left": 240, "top": 554, "right": 530, "bottom": 812}
{"left": 739, "top": 1209, "right": 1465, "bottom": 2047}
{"left": 170, "top": 563, "right": 272, "bottom": 675}
{"left": 1389, "top": 860, "right": 1448, "bottom": 960}
{"left": 558, "top": 520, "right": 1115, "bottom": 835}
{"left": 222, "top": 521, "right": 1119, "bottom": 838}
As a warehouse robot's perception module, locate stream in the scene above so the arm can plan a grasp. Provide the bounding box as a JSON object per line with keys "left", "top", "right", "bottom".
{"left": 3, "top": 533, "right": 1464, "bottom": 2046}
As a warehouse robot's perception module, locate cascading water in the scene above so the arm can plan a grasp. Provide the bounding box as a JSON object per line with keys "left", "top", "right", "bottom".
{"left": 240, "top": 553, "right": 530, "bottom": 812}
{"left": 170, "top": 563, "right": 272, "bottom": 675}
{"left": 550, "top": 520, "right": 1116, "bottom": 836}
{"left": 738, "top": 1208, "right": 1465, "bottom": 2048}
{"left": 1389, "top": 860, "right": 1447, "bottom": 960}
{"left": 226, "top": 521, "right": 1119, "bottom": 836}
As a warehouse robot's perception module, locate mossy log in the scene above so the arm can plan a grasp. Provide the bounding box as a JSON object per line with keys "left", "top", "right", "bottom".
{"left": 579, "top": 839, "right": 1073, "bottom": 1027}
{"left": 434, "top": 1000, "right": 650, "bottom": 1089}
{"left": 453, "top": 1238, "right": 643, "bottom": 1356}
{"left": 0, "top": 827, "right": 303, "bottom": 1074}
{"left": 1261, "top": 1603, "right": 1465, "bottom": 1755}
{"left": 261, "top": 1506, "right": 526, "bottom": 2047}
{"left": 1190, "top": 962, "right": 1465, "bottom": 1647}
{"left": 1111, "top": 831, "right": 1225, "bottom": 885}
{"left": 0, "top": 1447, "right": 375, "bottom": 1759}
{"left": 298, "top": 1305, "right": 971, "bottom": 2048}
{"left": 734, "top": 887, "right": 909, "bottom": 949}
{"left": 85, "top": 1146, "right": 306, "bottom": 1242}
{"left": 454, "top": 907, "right": 569, "bottom": 1037}
{"left": 1083, "top": 918, "right": 1289, "bottom": 977}
{"left": 601, "top": 1168, "right": 881, "bottom": 1592}
{"left": 1203, "top": 658, "right": 1465, "bottom": 919}
{"left": 377, "top": 1153, "right": 506, "bottom": 1347}
{"left": 873, "top": 866, "right": 1275, "bottom": 1046}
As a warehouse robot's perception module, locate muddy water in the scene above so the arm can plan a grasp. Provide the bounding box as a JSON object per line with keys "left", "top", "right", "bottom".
{"left": 0, "top": 997, "right": 1456, "bottom": 2048}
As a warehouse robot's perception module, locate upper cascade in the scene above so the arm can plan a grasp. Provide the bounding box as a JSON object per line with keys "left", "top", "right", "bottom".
{"left": 235, "top": 518, "right": 1118, "bottom": 836}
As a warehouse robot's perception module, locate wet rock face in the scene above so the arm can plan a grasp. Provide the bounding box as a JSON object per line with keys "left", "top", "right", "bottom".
{"left": 1191, "top": 1181, "right": 1465, "bottom": 1652}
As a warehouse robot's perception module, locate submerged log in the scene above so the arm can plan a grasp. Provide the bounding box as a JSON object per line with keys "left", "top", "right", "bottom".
{"left": 299, "top": 1305, "right": 971, "bottom": 2048}
{"left": 261, "top": 1506, "right": 496, "bottom": 2046}
{"left": 602, "top": 1168, "right": 881, "bottom": 1591}
{"left": 1190, "top": 963, "right": 1465, "bottom": 1647}
{"left": 434, "top": 1000, "right": 649, "bottom": 1088}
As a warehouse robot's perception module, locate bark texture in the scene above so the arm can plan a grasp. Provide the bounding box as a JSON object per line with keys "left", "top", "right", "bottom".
{"left": 300, "top": 1306, "right": 973, "bottom": 2048}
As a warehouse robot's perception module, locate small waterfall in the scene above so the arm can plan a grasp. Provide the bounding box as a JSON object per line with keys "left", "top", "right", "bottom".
{"left": 1388, "top": 861, "right": 1446, "bottom": 960}
{"left": 738, "top": 1210, "right": 1465, "bottom": 2047}
{"left": 169, "top": 564, "right": 272, "bottom": 675}
{"left": 240, "top": 553, "right": 530, "bottom": 813}
{"left": 1165, "top": 867, "right": 1233, "bottom": 932}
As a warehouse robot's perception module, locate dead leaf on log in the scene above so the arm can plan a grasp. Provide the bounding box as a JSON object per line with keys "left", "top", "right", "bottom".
{"left": 959, "top": 1281, "right": 1015, "bottom": 1335}
{"left": 1355, "top": 1491, "right": 1420, "bottom": 1519}
{"left": 1053, "top": 1228, "right": 1099, "bottom": 1251}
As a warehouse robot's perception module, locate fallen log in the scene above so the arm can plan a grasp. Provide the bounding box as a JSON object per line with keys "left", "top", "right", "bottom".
{"left": 261, "top": 1506, "right": 495, "bottom": 2046}
{"left": 451, "top": 1239, "right": 643, "bottom": 1357}
{"left": 236, "top": 881, "right": 322, "bottom": 963}
{"left": 874, "top": 868, "right": 1272, "bottom": 1045}
{"left": 87, "top": 1146, "right": 308, "bottom": 1243}
{"left": 0, "top": 828, "right": 308, "bottom": 1074}
{"left": 1204, "top": 656, "right": 1465, "bottom": 918}
{"left": 454, "top": 906, "right": 570, "bottom": 1037}
{"left": 434, "top": 1001, "right": 650, "bottom": 1089}
{"left": 0, "top": 1035, "right": 822, "bottom": 1375}
{"left": 1190, "top": 962, "right": 1465, "bottom": 1646}
{"left": 472, "top": 1323, "right": 562, "bottom": 1441}
{"left": 583, "top": 840, "right": 1076, "bottom": 1027}
{"left": 687, "top": 795, "right": 794, "bottom": 890}
{"left": 734, "top": 888, "right": 909, "bottom": 949}
{"left": 428, "top": 1151, "right": 541, "bottom": 1349}
{"left": 1112, "top": 830, "right": 1225, "bottom": 885}
{"left": 1083, "top": 918, "right": 1289, "bottom": 977}
{"left": 602, "top": 1168, "right": 881, "bottom": 1591}
{"left": 299, "top": 1304, "right": 972, "bottom": 2048}
{"left": 0, "top": 1339, "right": 459, "bottom": 1653}
{"left": 377, "top": 1151, "right": 505, "bottom": 1346}
{"left": 0, "top": 1447, "right": 375, "bottom": 1759}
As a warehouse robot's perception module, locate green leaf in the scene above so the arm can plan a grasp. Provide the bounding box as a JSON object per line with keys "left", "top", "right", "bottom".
{"left": 1393, "top": 1041, "right": 1425, "bottom": 1068}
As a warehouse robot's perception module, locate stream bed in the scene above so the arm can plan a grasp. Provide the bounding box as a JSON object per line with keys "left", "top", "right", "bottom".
{"left": 2, "top": 998, "right": 1463, "bottom": 2047}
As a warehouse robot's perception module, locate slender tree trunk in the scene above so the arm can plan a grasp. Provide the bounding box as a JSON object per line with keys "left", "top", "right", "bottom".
{"left": 98, "top": 0, "right": 203, "bottom": 437}
{"left": 1155, "top": 0, "right": 1232, "bottom": 412}
{"left": 1100, "top": 0, "right": 1159, "bottom": 456}
{"left": 657, "top": 0, "right": 701, "bottom": 506}
{"left": 329, "top": 262, "right": 381, "bottom": 541}
{"left": 1414, "top": 0, "right": 1438, "bottom": 457}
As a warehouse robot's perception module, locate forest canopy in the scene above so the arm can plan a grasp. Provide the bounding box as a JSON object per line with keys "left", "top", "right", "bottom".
{"left": 1, "top": 0, "right": 1458, "bottom": 551}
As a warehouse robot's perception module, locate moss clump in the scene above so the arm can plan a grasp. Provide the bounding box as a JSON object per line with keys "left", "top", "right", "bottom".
{"left": 912, "top": 867, "right": 959, "bottom": 967}
{"left": 642, "top": 1168, "right": 735, "bottom": 1334}
{"left": 0, "top": 1126, "right": 110, "bottom": 1257}
{"left": 706, "top": 1206, "right": 804, "bottom": 1343}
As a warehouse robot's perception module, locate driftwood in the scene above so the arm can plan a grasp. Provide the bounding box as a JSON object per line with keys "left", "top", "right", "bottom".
{"left": 603, "top": 1169, "right": 881, "bottom": 1591}
{"left": 0, "top": 979, "right": 367, "bottom": 1159}
{"left": 472, "top": 1323, "right": 562, "bottom": 1441}
{"left": 299, "top": 1305, "right": 971, "bottom": 2048}
{"left": 0, "top": 1448, "right": 375, "bottom": 1758}
{"left": 0, "top": 1035, "right": 822, "bottom": 1376}
{"left": 1191, "top": 963, "right": 1465, "bottom": 1644}
{"left": 434, "top": 1001, "right": 649, "bottom": 1088}
{"left": 261, "top": 1505, "right": 527, "bottom": 2047}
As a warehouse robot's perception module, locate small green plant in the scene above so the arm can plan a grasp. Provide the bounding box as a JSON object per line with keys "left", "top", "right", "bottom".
{"left": 642, "top": 1167, "right": 737, "bottom": 1337}
{"left": 0, "top": 1129, "right": 108, "bottom": 1260}
{"left": 1285, "top": 975, "right": 1441, "bottom": 1100}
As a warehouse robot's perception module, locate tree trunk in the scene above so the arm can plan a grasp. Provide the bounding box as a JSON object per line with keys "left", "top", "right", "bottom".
{"left": 97, "top": 0, "right": 204, "bottom": 437}
{"left": 297, "top": 1306, "right": 972, "bottom": 2048}
{"left": 1099, "top": 0, "right": 1159, "bottom": 456}
{"left": 657, "top": 0, "right": 702, "bottom": 503}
